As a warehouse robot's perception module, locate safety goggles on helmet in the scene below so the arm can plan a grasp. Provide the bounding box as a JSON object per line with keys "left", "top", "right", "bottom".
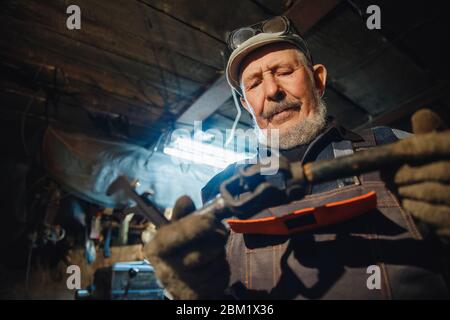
{"left": 228, "top": 16, "right": 294, "bottom": 51}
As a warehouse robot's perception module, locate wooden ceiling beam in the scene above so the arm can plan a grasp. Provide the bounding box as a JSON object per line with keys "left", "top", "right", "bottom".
{"left": 2, "top": 0, "right": 222, "bottom": 79}
{"left": 177, "top": 75, "right": 230, "bottom": 125}
{"left": 355, "top": 79, "right": 450, "bottom": 130}
{"left": 286, "top": 0, "right": 342, "bottom": 34}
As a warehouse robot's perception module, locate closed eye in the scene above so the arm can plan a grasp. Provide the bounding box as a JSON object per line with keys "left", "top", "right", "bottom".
{"left": 276, "top": 68, "right": 293, "bottom": 76}
{"left": 246, "top": 79, "right": 261, "bottom": 90}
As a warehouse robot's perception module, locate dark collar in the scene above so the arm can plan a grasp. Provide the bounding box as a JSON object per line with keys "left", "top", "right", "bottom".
{"left": 332, "top": 121, "right": 364, "bottom": 143}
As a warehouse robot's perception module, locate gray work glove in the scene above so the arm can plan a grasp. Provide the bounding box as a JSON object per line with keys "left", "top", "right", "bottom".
{"left": 145, "top": 196, "right": 230, "bottom": 299}
{"left": 381, "top": 109, "right": 450, "bottom": 237}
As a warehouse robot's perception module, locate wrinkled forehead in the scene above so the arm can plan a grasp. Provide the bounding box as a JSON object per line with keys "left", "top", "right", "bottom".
{"left": 239, "top": 42, "right": 302, "bottom": 80}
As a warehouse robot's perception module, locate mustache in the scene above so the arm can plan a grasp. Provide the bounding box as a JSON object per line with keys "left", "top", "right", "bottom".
{"left": 262, "top": 100, "right": 302, "bottom": 120}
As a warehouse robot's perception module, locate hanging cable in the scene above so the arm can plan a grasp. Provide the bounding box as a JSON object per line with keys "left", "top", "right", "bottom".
{"left": 225, "top": 89, "right": 242, "bottom": 147}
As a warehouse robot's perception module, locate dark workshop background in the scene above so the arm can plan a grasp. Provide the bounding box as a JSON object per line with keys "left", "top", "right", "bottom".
{"left": 0, "top": 0, "right": 449, "bottom": 299}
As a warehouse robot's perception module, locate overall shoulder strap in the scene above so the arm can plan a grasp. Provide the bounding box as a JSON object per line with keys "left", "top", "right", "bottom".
{"left": 352, "top": 128, "right": 377, "bottom": 151}
{"left": 351, "top": 126, "right": 401, "bottom": 183}
{"left": 331, "top": 140, "right": 359, "bottom": 187}
{"left": 372, "top": 126, "right": 402, "bottom": 145}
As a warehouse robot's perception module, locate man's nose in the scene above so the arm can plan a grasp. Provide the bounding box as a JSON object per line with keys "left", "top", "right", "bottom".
{"left": 264, "top": 75, "right": 284, "bottom": 102}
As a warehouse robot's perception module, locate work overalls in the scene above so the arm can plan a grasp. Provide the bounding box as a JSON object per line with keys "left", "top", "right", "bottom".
{"left": 202, "top": 123, "right": 450, "bottom": 299}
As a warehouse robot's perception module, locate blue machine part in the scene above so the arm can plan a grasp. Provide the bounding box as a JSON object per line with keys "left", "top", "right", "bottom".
{"left": 110, "top": 260, "right": 165, "bottom": 300}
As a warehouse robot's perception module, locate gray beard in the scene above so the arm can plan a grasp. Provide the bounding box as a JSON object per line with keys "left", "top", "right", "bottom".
{"left": 255, "top": 96, "right": 328, "bottom": 150}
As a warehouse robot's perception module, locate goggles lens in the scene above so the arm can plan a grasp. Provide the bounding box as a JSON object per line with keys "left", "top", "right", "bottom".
{"left": 262, "top": 16, "right": 288, "bottom": 33}
{"left": 231, "top": 28, "right": 256, "bottom": 49}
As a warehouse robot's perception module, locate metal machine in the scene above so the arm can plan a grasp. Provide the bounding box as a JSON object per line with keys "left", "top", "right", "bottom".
{"left": 75, "top": 260, "right": 165, "bottom": 300}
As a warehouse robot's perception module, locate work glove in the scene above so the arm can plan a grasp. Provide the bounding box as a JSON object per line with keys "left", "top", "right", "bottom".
{"left": 144, "top": 195, "right": 230, "bottom": 299}
{"left": 381, "top": 109, "right": 450, "bottom": 237}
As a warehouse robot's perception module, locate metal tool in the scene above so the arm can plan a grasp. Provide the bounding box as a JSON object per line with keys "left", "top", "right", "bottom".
{"left": 179, "top": 130, "right": 450, "bottom": 223}
{"left": 106, "top": 176, "right": 169, "bottom": 228}
{"left": 107, "top": 130, "right": 450, "bottom": 228}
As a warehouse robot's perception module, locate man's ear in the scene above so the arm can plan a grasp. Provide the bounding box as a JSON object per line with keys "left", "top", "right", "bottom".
{"left": 240, "top": 96, "right": 250, "bottom": 112}
{"left": 312, "top": 64, "right": 327, "bottom": 97}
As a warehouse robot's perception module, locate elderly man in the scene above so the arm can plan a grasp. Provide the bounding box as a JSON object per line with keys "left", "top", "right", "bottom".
{"left": 147, "top": 16, "right": 450, "bottom": 300}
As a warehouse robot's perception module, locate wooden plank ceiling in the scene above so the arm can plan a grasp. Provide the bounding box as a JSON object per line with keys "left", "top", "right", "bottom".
{"left": 1, "top": 0, "right": 449, "bottom": 147}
